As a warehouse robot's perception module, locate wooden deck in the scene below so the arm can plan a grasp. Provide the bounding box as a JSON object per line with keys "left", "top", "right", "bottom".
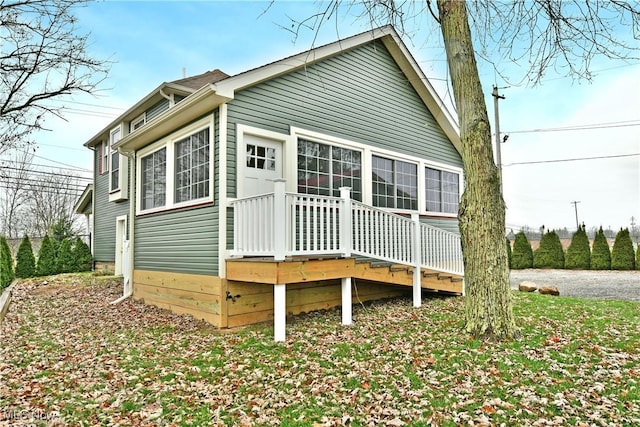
{"left": 225, "top": 256, "right": 463, "bottom": 295}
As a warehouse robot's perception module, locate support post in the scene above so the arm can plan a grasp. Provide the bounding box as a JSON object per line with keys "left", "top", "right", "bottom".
{"left": 339, "top": 187, "right": 352, "bottom": 257}
{"left": 341, "top": 277, "right": 352, "bottom": 326}
{"left": 274, "top": 284, "right": 286, "bottom": 342}
{"left": 412, "top": 213, "right": 422, "bottom": 308}
{"left": 273, "top": 179, "right": 287, "bottom": 261}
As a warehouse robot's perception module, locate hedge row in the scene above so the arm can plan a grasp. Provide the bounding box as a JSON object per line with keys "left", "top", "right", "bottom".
{"left": 1, "top": 236, "right": 15, "bottom": 290}
{"left": 509, "top": 227, "right": 638, "bottom": 270}
{"left": 12, "top": 235, "right": 93, "bottom": 279}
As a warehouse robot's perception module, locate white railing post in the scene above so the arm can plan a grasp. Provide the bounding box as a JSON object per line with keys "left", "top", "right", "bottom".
{"left": 411, "top": 213, "right": 422, "bottom": 308}
{"left": 273, "top": 179, "right": 286, "bottom": 261}
{"left": 339, "top": 187, "right": 352, "bottom": 257}
{"left": 341, "top": 277, "right": 352, "bottom": 325}
{"left": 274, "top": 284, "right": 286, "bottom": 342}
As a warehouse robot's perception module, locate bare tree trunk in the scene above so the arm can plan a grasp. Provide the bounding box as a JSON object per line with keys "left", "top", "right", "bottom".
{"left": 436, "top": 0, "right": 518, "bottom": 340}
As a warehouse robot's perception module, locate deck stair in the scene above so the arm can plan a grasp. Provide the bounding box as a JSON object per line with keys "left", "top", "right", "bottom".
{"left": 354, "top": 260, "right": 463, "bottom": 295}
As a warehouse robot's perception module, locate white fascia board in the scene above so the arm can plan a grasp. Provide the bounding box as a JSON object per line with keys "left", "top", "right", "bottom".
{"left": 83, "top": 82, "right": 197, "bottom": 148}
{"left": 74, "top": 183, "right": 93, "bottom": 214}
{"left": 380, "top": 34, "right": 462, "bottom": 155}
{"left": 115, "top": 84, "right": 231, "bottom": 153}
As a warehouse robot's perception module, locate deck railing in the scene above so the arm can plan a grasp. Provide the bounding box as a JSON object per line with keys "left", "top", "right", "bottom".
{"left": 230, "top": 180, "right": 463, "bottom": 275}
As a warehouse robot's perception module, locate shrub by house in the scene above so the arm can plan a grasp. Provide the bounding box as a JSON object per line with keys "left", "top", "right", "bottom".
{"left": 1, "top": 236, "right": 14, "bottom": 288}
{"left": 15, "top": 235, "right": 36, "bottom": 278}
{"left": 36, "top": 235, "right": 57, "bottom": 276}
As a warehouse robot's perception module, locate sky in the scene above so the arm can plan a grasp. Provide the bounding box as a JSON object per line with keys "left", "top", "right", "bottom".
{"left": 20, "top": 0, "right": 640, "bottom": 235}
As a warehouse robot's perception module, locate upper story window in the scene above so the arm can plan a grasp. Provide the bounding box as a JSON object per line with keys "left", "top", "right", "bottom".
{"left": 130, "top": 113, "right": 146, "bottom": 132}
{"left": 136, "top": 117, "right": 213, "bottom": 214}
{"left": 108, "top": 125, "right": 128, "bottom": 202}
{"left": 297, "top": 138, "right": 362, "bottom": 201}
{"left": 99, "top": 142, "right": 109, "bottom": 175}
{"left": 426, "top": 167, "right": 459, "bottom": 214}
{"left": 372, "top": 156, "right": 417, "bottom": 210}
{"left": 109, "top": 126, "right": 121, "bottom": 192}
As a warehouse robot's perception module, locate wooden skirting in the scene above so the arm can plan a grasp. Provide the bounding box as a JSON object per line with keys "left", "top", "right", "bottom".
{"left": 226, "top": 258, "right": 464, "bottom": 294}
{"left": 133, "top": 270, "right": 223, "bottom": 327}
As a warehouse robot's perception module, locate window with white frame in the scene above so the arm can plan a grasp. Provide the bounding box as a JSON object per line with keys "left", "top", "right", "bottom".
{"left": 141, "top": 148, "right": 167, "bottom": 210}
{"left": 100, "top": 142, "right": 109, "bottom": 175}
{"left": 175, "top": 129, "right": 210, "bottom": 203}
{"left": 425, "top": 167, "right": 459, "bottom": 214}
{"left": 130, "top": 114, "right": 146, "bottom": 132}
{"left": 137, "top": 118, "right": 212, "bottom": 214}
{"left": 297, "top": 138, "right": 361, "bottom": 201}
{"left": 109, "top": 126, "right": 122, "bottom": 192}
{"left": 372, "top": 155, "right": 418, "bottom": 210}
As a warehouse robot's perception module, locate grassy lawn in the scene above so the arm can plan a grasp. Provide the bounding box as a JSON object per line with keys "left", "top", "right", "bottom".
{"left": 1, "top": 273, "right": 638, "bottom": 426}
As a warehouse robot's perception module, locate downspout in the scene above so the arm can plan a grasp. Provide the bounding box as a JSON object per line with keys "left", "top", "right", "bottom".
{"left": 110, "top": 149, "right": 136, "bottom": 304}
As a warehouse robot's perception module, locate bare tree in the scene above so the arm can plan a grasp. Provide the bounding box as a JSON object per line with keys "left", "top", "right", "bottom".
{"left": 0, "top": 149, "right": 34, "bottom": 237}
{"left": 0, "top": 0, "right": 109, "bottom": 155}
{"left": 27, "top": 172, "right": 84, "bottom": 238}
{"left": 282, "top": 0, "right": 640, "bottom": 340}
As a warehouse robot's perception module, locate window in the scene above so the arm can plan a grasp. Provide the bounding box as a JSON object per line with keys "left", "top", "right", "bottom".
{"left": 297, "top": 138, "right": 361, "bottom": 201}
{"left": 109, "top": 126, "right": 122, "bottom": 192}
{"left": 137, "top": 117, "right": 213, "bottom": 214}
{"left": 130, "top": 114, "right": 146, "bottom": 132}
{"left": 246, "top": 143, "right": 276, "bottom": 171}
{"left": 175, "top": 129, "right": 210, "bottom": 203}
{"left": 141, "top": 148, "right": 166, "bottom": 210}
{"left": 426, "top": 167, "right": 459, "bottom": 214}
{"left": 372, "top": 156, "right": 417, "bottom": 210}
{"left": 100, "top": 142, "right": 109, "bottom": 175}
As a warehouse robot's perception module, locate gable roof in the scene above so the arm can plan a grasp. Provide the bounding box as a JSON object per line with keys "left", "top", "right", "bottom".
{"left": 74, "top": 184, "right": 93, "bottom": 215}
{"left": 170, "top": 69, "right": 229, "bottom": 89}
{"left": 114, "top": 26, "right": 460, "bottom": 154}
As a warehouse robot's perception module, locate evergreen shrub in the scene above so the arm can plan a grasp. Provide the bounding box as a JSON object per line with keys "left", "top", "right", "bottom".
{"left": 1, "top": 236, "right": 15, "bottom": 288}
{"left": 36, "top": 235, "right": 57, "bottom": 276}
{"left": 611, "top": 228, "right": 635, "bottom": 270}
{"left": 506, "top": 237, "right": 512, "bottom": 269}
{"left": 591, "top": 227, "right": 611, "bottom": 270}
{"left": 511, "top": 232, "right": 533, "bottom": 269}
{"left": 15, "top": 235, "right": 36, "bottom": 278}
{"left": 565, "top": 225, "right": 591, "bottom": 270}
{"left": 72, "top": 237, "right": 93, "bottom": 272}
{"left": 57, "top": 238, "right": 74, "bottom": 274}
{"left": 534, "top": 230, "right": 564, "bottom": 269}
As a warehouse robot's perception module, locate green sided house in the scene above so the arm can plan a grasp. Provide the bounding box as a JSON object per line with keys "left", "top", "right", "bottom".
{"left": 80, "top": 26, "right": 464, "bottom": 341}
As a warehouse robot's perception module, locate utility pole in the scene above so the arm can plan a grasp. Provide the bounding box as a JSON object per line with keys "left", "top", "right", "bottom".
{"left": 492, "top": 86, "right": 506, "bottom": 193}
{"left": 571, "top": 201, "right": 581, "bottom": 230}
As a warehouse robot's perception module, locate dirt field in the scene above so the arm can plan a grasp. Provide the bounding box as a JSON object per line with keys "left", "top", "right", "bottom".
{"left": 510, "top": 269, "right": 640, "bottom": 301}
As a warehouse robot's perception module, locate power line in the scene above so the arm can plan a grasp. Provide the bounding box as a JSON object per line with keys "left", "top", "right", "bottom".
{"left": 503, "top": 152, "right": 639, "bottom": 166}
{"left": 504, "top": 119, "right": 640, "bottom": 135}
{"left": 0, "top": 166, "right": 92, "bottom": 181}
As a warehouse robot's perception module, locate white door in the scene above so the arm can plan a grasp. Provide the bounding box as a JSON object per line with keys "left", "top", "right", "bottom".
{"left": 242, "top": 134, "right": 283, "bottom": 197}
{"left": 115, "top": 215, "right": 127, "bottom": 276}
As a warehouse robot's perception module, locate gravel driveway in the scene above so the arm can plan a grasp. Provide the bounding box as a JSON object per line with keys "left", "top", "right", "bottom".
{"left": 509, "top": 269, "right": 640, "bottom": 302}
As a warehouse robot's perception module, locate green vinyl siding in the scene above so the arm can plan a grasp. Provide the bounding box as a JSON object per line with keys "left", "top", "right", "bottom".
{"left": 93, "top": 149, "right": 129, "bottom": 262}
{"left": 134, "top": 205, "right": 218, "bottom": 275}
{"left": 226, "top": 41, "right": 461, "bottom": 200}
{"left": 133, "top": 111, "right": 220, "bottom": 275}
{"left": 146, "top": 98, "right": 170, "bottom": 122}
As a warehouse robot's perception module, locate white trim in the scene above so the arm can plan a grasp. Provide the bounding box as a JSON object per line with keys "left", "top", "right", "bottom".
{"left": 290, "top": 126, "right": 462, "bottom": 218}
{"left": 236, "top": 124, "right": 290, "bottom": 198}
{"left": 218, "top": 104, "right": 228, "bottom": 278}
{"left": 130, "top": 113, "right": 146, "bottom": 133}
{"left": 115, "top": 215, "right": 127, "bottom": 276}
{"left": 136, "top": 115, "right": 215, "bottom": 215}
